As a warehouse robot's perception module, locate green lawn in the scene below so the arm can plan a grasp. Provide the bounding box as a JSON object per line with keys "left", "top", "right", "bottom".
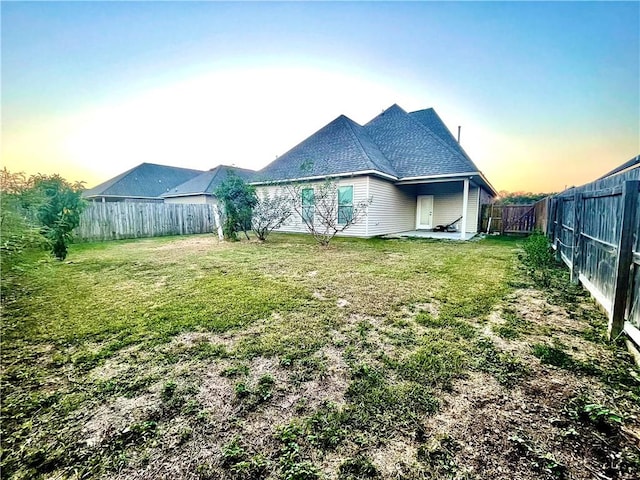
{"left": 2, "top": 233, "right": 638, "bottom": 479}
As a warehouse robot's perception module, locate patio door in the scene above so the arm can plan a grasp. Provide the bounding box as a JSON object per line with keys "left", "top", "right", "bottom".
{"left": 416, "top": 195, "right": 434, "bottom": 229}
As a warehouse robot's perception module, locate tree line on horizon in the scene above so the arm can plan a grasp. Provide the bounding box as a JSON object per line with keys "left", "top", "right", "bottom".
{"left": 494, "top": 190, "right": 557, "bottom": 205}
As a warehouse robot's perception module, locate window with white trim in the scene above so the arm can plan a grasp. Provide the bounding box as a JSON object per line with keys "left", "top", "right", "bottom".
{"left": 337, "top": 185, "right": 354, "bottom": 225}
{"left": 301, "top": 187, "right": 314, "bottom": 225}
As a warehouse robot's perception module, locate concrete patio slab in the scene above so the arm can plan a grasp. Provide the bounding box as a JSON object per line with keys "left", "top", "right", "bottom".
{"left": 382, "top": 230, "right": 477, "bottom": 241}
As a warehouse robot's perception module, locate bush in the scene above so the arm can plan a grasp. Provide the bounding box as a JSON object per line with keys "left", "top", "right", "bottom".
{"left": 33, "top": 176, "right": 86, "bottom": 260}
{"left": 521, "top": 231, "right": 555, "bottom": 269}
{"left": 520, "top": 231, "right": 556, "bottom": 286}
{"left": 0, "top": 170, "right": 85, "bottom": 262}
{"left": 251, "top": 191, "right": 292, "bottom": 241}
{"left": 1, "top": 196, "right": 44, "bottom": 260}
{"left": 215, "top": 174, "right": 257, "bottom": 241}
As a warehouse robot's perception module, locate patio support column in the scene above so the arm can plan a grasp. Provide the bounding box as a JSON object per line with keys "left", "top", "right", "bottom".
{"left": 461, "top": 178, "right": 469, "bottom": 240}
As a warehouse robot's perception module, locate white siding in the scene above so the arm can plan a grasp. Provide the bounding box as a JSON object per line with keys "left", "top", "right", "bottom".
{"left": 256, "top": 177, "right": 486, "bottom": 237}
{"left": 416, "top": 183, "right": 480, "bottom": 233}
{"left": 255, "top": 176, "right": 370, "bottom": 237}
{"left": 164, "top": 195, "right": 218, "bottom": 206}
{"left": 367, "top": 177, "right": 416, "bottom": 236}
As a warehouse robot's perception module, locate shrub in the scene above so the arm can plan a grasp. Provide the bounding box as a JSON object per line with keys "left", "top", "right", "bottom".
{"left": 34, "top": 176, "right": 86, "bottom": 260}
{"left": 0, "top": 170, "right": 85, "bottom": 262}
{"left": 520, "top": 231, "right": 556, "bottom": 286}
{"left": 251, "top": 191, "right": 292, "bottom": 241}
{"left": 521, "top": 231, "right": 555, "bottom": 270}
{"left": 215, "top": 173, "right": 257, "bottom": 241}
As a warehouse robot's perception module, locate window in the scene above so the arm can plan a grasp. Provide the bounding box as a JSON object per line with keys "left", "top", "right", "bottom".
{"left": 337, "top": 186, "right": 353, "bottom": 225}
{"left": 301, "top": 187, "right": 315, "bottom": 225}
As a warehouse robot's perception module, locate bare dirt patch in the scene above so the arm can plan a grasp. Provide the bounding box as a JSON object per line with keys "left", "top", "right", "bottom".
{"left": 450, "top": 287, "right": 640, "bottom": 480}
{"left": 82, "top": 394, "right": 161, "bottom": 448}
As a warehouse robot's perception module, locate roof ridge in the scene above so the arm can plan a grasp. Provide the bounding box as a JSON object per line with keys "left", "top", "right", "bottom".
{"left": 204, "top": 167, "right": 222, "bottom": 194}
{"left": 341, "top": 115, "right": 395, "bottom": 177}
{"left": 403, "top": 109, "right": 479, "bottom": 172}
{"left": 142, "top": 161, "right": 204, "bottom": 173}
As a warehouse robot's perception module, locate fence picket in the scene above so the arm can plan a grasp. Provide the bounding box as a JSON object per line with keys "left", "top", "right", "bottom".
{"left": 546, "top": 167, "right": 640, "bottom": 344}
{"left": 76, "top": 202, "right": 219, "bottom": 242}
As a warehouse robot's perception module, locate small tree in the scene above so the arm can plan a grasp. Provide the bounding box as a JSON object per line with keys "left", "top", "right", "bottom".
{"left": 33, "top": 175, "right": 86, "bottom": 260}
{"left": 251, "top": 190, "right": 292, "bottom": 241}
{"left": 1, "top": 170, "right": 85, "bottom": 262}
{"left": 1, "top": 170, "right": 45, "bottom": 274}
{"left": 285, "top": 178, "right": 371, "bottom": 246}
{"left": 215, "top": 173, "right": 257, "bottom": 241}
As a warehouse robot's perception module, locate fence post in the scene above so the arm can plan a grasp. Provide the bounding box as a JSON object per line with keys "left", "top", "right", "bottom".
{"left": 554, "top": 198, "right": 564, "bottom": 262}
{"left": 547, "top": 197, "right": 557, "bottom": 240}
{"left": 609, "top": 180, "right": 639, "bottom": 340}
{"left": 570, "top": 192, "right": 583, "bottom": 284}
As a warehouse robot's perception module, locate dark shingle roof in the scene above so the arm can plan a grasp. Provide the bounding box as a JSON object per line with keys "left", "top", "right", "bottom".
{"left": 254, "top": 104, "right": 484, "bottom": 183}
{"left": 254, "top": 115, "right": 397, "bottom": 183}
{"left": 162, "top": 165, "right": 256, "bottom": 197}
{"left": 364, "top": 104, "right": 479, "bottom": 178}
{"left": 83, "top": 163, "right": 204, "bottom": 199}
{"left": 409, "top": 108, "right": 479, "bottom": 168}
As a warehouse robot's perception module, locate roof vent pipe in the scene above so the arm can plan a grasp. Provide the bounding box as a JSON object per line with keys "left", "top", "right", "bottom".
{"left": 457, "top": 126, "right": 461, "bottom": 144}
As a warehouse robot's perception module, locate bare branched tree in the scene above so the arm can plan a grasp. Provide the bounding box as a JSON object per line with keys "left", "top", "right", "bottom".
{"left": 251, "top": 190, "right": 293, "bottom": 241}
{"left": 284, "top": 178, "right": 371, "bottom": 246}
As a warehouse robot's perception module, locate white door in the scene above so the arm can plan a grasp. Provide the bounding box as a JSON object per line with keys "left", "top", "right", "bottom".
{"left": 416, "top": 195, "right": 434, "bottom": 229}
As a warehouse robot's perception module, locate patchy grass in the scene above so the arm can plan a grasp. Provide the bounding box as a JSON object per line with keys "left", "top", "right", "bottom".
{"left": 2, "top": 233, "right": 639, "bottom": 479}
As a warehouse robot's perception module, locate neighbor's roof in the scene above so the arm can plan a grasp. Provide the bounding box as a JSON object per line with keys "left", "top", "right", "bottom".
{"left": 253, "top": 114, "right": 398, "bottom": 183}
{"left": 253, "top": 104, "right": 489, "bottom": 189}
{"left": 162, "top": 165, "right": 256, "bottom": 198}
{"left": 83, "top": 163, "right": 204, "bottom": 199}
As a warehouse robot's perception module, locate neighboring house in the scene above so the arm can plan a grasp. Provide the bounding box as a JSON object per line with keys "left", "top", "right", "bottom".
{"left": 83, "top": 162, "right": 204, "bottom": 203}
{"left": 251, "top": 104, "right": 497, "bottom": 238}
{"left": 162, "top": 165, "right": 255, "bottom": 205}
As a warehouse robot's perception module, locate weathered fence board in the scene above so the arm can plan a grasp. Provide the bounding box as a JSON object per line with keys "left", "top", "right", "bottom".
{"left": 481, "top": 204, "right": 538, "bottom": 234}
{"left": 548, "top": 166, "right": 640, "bottom": 344}
{"left": 76, "top": 202, "right": 220, "bottom": 242}
{"left": 534, "top": 197, "right": 549, "bottom": 232}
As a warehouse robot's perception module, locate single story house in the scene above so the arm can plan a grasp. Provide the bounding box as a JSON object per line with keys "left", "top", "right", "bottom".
{"left": 162, "top": 165, "right": 255, "bottom": 205}
{"left": 251, "top": 104, "right": 497, "bottom": 239}
{"left": 82, "top": 163, "right": 254, "bottom": 205}
{"left": 82, "top": 163, "right": 205, "bottom": 203}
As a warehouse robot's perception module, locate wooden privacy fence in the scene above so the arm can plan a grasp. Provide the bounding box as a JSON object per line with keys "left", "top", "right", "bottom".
{"left": 547, "top": 167, "right": 640, "bottom": 345}
{"left": 75, "top": 202, "right": 222, "bottom": 242}
{"left": 481, "top": 204, "right": 538, "bottom": 234}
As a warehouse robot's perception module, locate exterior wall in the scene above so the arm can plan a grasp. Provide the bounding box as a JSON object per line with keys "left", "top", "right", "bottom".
{"left": 415, "top": 182, "right": 480, "bottom": 233}
{"left": 255, "top": 177, "right": 488, "bottom": 237}
{"left": 366, "top": 177, "right": 416, "bottom": 236}
{"left": 163, "top": 195, "right": 218, "bottom": 206}
{"left": 255, "top": 176, "right": 370, "bottom": 237}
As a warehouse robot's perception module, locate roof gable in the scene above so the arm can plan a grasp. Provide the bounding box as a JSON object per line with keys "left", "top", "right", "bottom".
{"left": 364, "top": 104, "right": 479, "bottom": 178}
{"left": 409, "top": 108, "right": 478, "bottom": 167}
{"left": 83, "top": 163, "right": 204, "bottom": 198}
{"left": 162, "top": 165, "right": 256, "bottom": 197}
{"left": 254, "top": 115, "right": 396, "bottom": 182}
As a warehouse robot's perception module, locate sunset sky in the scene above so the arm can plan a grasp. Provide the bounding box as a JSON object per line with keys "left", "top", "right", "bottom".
{"left": 2, "top": 1, "right": 638, "bottom": 193}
